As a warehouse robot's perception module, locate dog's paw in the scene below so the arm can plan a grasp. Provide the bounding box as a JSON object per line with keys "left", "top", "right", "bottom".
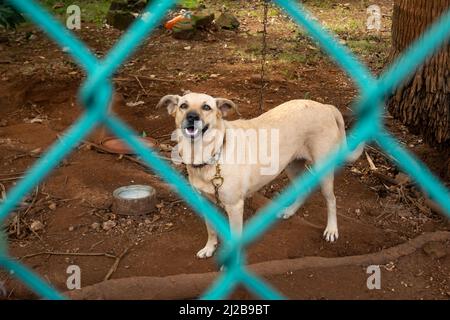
{"left": 196, "top": 244, "right": 217, "bottom": 259}
{"left": 323, "top": 226, "right": 339, "bottom": 242}
{"left": 277, "top": 209, "right": 296, "bottom": 220}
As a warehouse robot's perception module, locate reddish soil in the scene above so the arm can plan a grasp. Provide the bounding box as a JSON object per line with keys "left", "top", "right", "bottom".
{"left": 0, "top": 0, "right": 448, "bottom": 299}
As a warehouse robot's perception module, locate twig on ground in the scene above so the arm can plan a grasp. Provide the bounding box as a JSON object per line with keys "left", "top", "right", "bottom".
{"left": 114, "top": 75, "right": 180, "bottom": 83}
{"left": 366, "top": 144, "right": 394, "bottom": 161}
{"left": 0, "top": 176, "right": 23, "bottom": 182}
{"left": 104, "top": 247, "right": 131, "bottom": 281}
{"left": 20, "top": 251, "right": 117, "bottom": 260}
{"left": 372, "top": 171, "right": 398, "bottom": 185}
{"left": 365, "top": 151, "right": 377, "bottom": 171}
{"left": 89, "top": 240, "right": 105, "bottom": 251}
{"left": 134, "top": 76, "right": 148, "bottom": 96}
{"left": 23, "top": 186, "right": 39, "bottom": 217}
{"left": 0, "top": 171, "right": 26, "bottom": 177}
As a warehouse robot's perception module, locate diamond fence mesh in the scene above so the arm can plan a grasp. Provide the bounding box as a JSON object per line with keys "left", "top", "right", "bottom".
{"left": 0, "top": 0, "right": 449, "bottom": 300}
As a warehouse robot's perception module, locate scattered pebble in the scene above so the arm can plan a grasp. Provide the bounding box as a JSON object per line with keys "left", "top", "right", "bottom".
{"left": 102, "top": 220, "right": 117, "bottom": 231}
{"left": 91, "top": 222, "right": 100, "bottom": 230}
{"left": 30, "top": 220, "right": 44, "bottom": 232}
{"left": 395, "top": 172, "right": 410, "bottom": 185}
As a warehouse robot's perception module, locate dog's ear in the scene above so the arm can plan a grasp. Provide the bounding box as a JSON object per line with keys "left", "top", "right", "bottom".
{"left": 156, "top": 95, "right": 180, "bottom": 116}
{"left": 216, "top": 98, "right": 240, "bottom": 117}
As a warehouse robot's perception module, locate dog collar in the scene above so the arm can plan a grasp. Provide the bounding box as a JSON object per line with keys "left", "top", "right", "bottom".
{"left": 190, "top": 150, "right": 221, "bottom": 169}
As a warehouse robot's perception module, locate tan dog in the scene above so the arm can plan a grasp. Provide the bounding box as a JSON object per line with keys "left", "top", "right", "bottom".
{"left": 157, "top": 92, "right": 362, "bottom": 258}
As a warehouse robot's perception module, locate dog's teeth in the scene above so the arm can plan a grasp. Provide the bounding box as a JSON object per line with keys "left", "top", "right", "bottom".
{"left": 185, "top": 127, "right": 199, "bottom": 136}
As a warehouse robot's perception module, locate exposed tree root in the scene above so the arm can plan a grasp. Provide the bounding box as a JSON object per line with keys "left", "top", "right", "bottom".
{"left": 65, "top": 231, "right": 450, "bottom": 300}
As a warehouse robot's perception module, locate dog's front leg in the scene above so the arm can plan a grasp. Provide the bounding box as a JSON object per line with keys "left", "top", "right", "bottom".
{"left": 218, "top": 200, "right": 244, "bottom": 270}
{"left": 197, "top": 221, "right": 218, "bottom": 259}
{"left": 225, "top": 199, "right": 244, "bottom": 238}
{"left": 196, "top": 199, "right": 244, "bottom": 259}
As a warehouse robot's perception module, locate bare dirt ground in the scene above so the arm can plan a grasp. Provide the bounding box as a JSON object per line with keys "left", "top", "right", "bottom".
{"left": 0, "top": 0, "right": 449, "bottom": 299}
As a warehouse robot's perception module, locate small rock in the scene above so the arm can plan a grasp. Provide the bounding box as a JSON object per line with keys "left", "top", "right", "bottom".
{"left": 398, "top": 210, "right": 412, "bottom": 218}
{"left": 48, "top": 202, "right": 57, "bottom": 210}
{"left": 102, "top": 220, "right": 117, "bottom": 231}
{"left": 68, "top": 226, "right": 74, "bottom": 232}
{"left": 144, "top": 219, "right": 151, "bottom": 225}
{"left": 183, "top": 46, "right": 191, "bottom": 50}
{"left": 30, "top": 220, "right": 44, "bottom": 232}
{"left": 423, "top": 242, "right": 447, "bottom": 259}
{"left": 0, "top": 119, "right": 7, "bottom": 127}
{"left": 215, "top": 12, "right": 240, "bottom": 30}
{"left": 395, "top": 172, "right": 410, "bottom": 185}
{"left": 91, "top": 222, "right": 101, "bottom": 230}
{"left": 192, "top": 11, "right": 215, "bottom": 29}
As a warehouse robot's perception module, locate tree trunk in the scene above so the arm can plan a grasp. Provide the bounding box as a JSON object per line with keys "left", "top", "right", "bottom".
{"left": 388, "top": 0, "right": 450, "bottom": 148}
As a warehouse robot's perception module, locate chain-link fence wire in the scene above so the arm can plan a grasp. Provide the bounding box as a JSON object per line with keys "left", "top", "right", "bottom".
{"left": 0, "top": 0, "right": 449, "bottom": 300}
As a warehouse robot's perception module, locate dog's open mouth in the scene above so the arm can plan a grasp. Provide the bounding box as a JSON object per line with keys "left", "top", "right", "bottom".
{"left": 182, "top": 123, "right": 209, "bottom": 140}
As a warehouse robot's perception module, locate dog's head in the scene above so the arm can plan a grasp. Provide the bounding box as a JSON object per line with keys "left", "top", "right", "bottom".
{"left": 156, "top": 92, "right": 238, "bottom": 141}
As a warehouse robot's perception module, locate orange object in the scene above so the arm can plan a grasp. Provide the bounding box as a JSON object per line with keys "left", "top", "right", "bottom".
{"left": 164, "top": 15, "right": 187, "bottom": 30}
{"left": 101, "top": 137, "right": 157, "bottom": 155}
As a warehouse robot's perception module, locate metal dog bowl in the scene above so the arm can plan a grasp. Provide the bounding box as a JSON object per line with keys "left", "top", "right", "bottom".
{"left": 112, "top": 185, "right": 156, "bottom": 216}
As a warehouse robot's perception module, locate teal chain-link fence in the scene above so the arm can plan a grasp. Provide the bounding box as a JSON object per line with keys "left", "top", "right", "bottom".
{"left": 0, "top": 0, "right": 449, "bottom": 300}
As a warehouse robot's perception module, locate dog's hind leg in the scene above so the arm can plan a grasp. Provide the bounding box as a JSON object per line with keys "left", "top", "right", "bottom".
{"left": 320, "top": 174, "right": 338, "bottom": 242}
{"left": 310, "top": 138, "right": 339, "bottom": 242}
{"left": 278, "top": 160, "right": 307, "bottom": 220}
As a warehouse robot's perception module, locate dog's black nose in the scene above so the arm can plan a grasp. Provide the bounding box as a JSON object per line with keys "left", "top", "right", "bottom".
{"left": 186, "top": 112, "right": 200, "bottom": 123}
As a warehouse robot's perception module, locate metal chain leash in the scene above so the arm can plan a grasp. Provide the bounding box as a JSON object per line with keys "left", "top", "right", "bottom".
{"left": 211, "top": 163, "right": 225, "bottom": 210}
{"left": 259, "top": 0, "right": 270, "bottom": 112}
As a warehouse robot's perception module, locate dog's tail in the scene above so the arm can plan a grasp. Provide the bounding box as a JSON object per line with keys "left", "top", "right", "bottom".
{"left": 333, "top": 107, "right": 364, "bottom": 163}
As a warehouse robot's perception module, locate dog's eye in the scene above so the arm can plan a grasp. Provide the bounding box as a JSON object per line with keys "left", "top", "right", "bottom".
{"left": 180, "top": 103, "right": 188, "bottom": 110}
{"left": 202, "top": 104, "right": 211, "bottom": 111}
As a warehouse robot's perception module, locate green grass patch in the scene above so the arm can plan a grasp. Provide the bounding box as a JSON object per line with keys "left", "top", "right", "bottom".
{"left": 40, "top": 0, "right": 111, "bottom": 25}
{"left": 303, "top": 0, "right": 335, "bottom": 9}
{"left": 346, "top": 38, "right": 382, "bottom": 55}
{"left": 179, "top": 0, "right": 202, "bottom": 9}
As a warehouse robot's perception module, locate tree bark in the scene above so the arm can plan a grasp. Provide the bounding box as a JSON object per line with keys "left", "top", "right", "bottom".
{"left": 388, "top": 0, "right": 450, "bottom": 148}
